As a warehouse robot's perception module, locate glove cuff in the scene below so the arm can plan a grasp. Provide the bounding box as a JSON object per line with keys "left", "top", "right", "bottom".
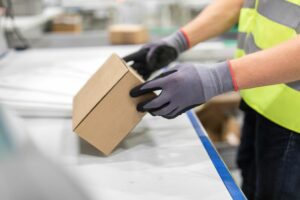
{"left": 227, "top": 60, "right": 239, "bottom": 91}
{"left": 162, "top": 30, "right": 190, "bottom": 54}
{"left": 215, "top": 61, "right": 236, "bottom": 93}
{"left": 195, "top": 62, "right": 235, "bottom": 100}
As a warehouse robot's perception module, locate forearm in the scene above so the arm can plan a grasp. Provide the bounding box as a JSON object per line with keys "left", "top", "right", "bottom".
{"left": 231, "top": 35, "right": 300, "bottom": 90}
{"left": 182, "top": 0, "right": 244, "bottom": 47}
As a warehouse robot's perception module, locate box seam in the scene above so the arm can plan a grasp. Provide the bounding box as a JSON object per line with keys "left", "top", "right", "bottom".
{"left": 73, "top": 70, "right": 129, "bottom": 131}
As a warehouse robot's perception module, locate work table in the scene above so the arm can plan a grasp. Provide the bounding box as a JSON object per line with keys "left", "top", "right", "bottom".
{"left": 0, "top": 46, "right": 244, "bottom": 200}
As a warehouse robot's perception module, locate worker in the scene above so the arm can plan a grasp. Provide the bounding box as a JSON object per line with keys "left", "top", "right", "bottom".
{"left": 124, "top": 0, "right": 300, "bottom": 199}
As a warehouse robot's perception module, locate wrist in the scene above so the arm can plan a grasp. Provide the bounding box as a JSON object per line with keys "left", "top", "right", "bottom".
{"left": 194, "top": 61, "right": 236, "bottom": 100}
{"left": 179, "top": 29, "right": 191, "bottom": 49}
{"left": 213, "top": 61, "right": 236, "bottom": 93}
{"left": 227, "top": 60, "right": 239, "bottom": 91}
{"left": 163, "top": 30, "right": 190, "bottom": 54}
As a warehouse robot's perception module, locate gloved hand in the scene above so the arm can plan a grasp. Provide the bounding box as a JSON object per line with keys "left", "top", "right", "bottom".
{"left": 130, "top": 61, "right": 237, "bottom": 119}
{"left": 123, "top": 30, "right": 189, "bottom": 79}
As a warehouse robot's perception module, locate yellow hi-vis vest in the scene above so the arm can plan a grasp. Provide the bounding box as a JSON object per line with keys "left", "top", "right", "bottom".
{"left": 236, "top": 0, "right": 300, "bottom": 133}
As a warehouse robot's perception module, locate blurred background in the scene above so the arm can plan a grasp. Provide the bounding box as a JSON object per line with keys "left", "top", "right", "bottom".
{"left": 0, "top": 1, "right": 243, "bottom": 199}
{"left": 0, "top": 0, "right": 237, "bottom": 49}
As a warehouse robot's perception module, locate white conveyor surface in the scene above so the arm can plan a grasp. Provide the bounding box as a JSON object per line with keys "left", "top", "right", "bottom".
{"left": 0, "top": 46, "right": 244, "bottom": 200}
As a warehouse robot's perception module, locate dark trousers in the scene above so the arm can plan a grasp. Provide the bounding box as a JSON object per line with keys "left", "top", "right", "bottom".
{"left": 237, "top": 100, "right": 300, "bottom": 200}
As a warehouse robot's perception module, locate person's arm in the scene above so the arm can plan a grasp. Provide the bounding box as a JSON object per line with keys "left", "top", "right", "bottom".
{"left": 124, "top": 0, "right": 244, "bottom": 79}
{"left": 182, "top": 0, "right": 244, "bottom": 47}
{"left": 230, "top": 35, "right": 300, "bottom": 90}
{"left": 130, "top": 36, "right": 300, "bottom": 119}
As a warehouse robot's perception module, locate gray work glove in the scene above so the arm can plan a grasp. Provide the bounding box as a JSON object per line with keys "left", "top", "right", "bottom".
{"left": 123, "top": 30, "right": 189, "bottom": 79}
{"left": 130, "top": 62, "right": 235, "bottom": 119}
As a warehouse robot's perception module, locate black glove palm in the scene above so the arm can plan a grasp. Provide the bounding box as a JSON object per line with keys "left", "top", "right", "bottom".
{"left": 123, "top": 44, "right": 177, "bottom": 80}
{"left": 123, "top": 30, "right": 189, "bottom": 79}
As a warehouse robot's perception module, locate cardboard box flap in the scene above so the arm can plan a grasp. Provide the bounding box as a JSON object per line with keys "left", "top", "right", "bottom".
{"left": 73, "top": 54, "right": 128, "bottom": 129}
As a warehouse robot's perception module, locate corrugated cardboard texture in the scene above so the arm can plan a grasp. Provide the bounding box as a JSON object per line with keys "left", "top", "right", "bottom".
{"left": 73, "top": 54, "right": 128, "bottom": 130}
{"left": 73, "top": 54, "right": 154, "bottom": 155}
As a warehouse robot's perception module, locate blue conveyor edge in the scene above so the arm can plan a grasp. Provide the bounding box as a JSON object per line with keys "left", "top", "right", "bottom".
{"left": 186, "top": 111, "right": 246, "bottom": 200}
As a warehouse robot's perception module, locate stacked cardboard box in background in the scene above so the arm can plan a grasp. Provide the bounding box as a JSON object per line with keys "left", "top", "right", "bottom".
{"left": 51, "top": 14, "right": 82, "bottom": 33}
{"left": 196, "top": 93, "right": 242, "bottom": 169}
{"left": 109, "top": 24, "right": 149, "bottom": 45}
{"left": 196, "top": 92, "right": 241, "bottom": 145}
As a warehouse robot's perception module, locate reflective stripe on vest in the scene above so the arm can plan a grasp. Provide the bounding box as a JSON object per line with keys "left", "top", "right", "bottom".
{"left": 244, "top": 0, "right": 256, "bottom": 8}
{"left": 236, "top": 0, "right": 300, "bottom": 133}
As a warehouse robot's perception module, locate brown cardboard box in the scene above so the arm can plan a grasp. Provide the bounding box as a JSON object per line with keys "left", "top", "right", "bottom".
{"left": 196, "top": 93, "right": 241, "bottom": 144}
{"left": 109, "top": 24, "right": 149, "bottom": 45}
{"left": 222, "top": 117, "right": 241, "bottom": 146}
{"left": 73, "top": 54, "right": 153, "bottom": 155}
{"left": 52, "top": 14, "right": 82, "bottom": 33}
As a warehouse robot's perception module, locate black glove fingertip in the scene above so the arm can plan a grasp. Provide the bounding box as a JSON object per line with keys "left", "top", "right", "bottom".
{"left": 149, "top": 112, "right": 156, "bottom": 116}
{"left": 137, "top": 102, "right": 147, "bottom": 112}
{"left": 136, "top": 96, "right": 159, "bottom": 112}
{"left": 130, "top": 85, "right": 143, "bottom": 97}
{"left": 162, "top": 115, "right": 175, "bottom": 120}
